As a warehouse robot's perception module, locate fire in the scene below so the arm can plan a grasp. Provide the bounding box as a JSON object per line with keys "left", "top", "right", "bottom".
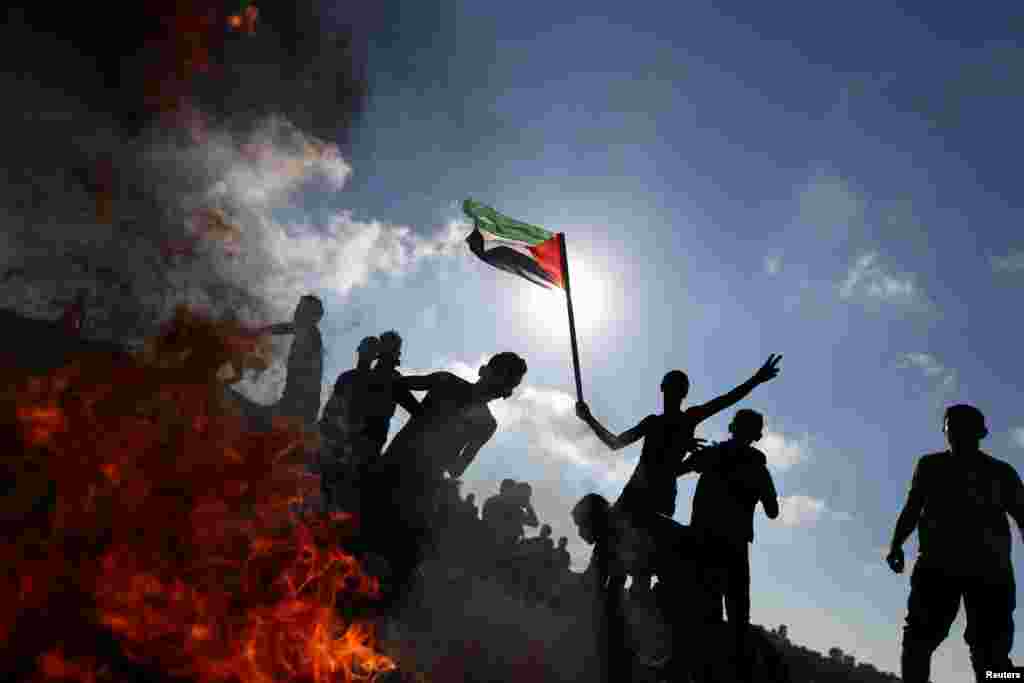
{"left": 228, "top": 5, "right": 259, "bottom": 35}
{"left": 2, "top": 307, "right": 395, "bottom": 683}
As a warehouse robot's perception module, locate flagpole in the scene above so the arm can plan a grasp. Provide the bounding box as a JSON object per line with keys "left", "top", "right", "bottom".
{"left": 558, "top": 233, "right": 584, "bottom": 403}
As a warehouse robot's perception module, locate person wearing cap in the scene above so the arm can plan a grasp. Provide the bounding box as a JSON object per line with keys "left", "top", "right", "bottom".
{"left": 887, "top": 404, "right": 1024, "bottom": 683}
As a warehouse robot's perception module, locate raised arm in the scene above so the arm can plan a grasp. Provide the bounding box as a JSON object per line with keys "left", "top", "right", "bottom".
{"left": 576, "top": 402, "right": 647, "bottom": 451}
{"left": 260, "top": 322, "right": 296, "bottom": 335}
{"left": 887, "top": 459, "right": 927, "bottom": 573}
{"left": 689, "top": 354, "right": 782, "bottom": 424}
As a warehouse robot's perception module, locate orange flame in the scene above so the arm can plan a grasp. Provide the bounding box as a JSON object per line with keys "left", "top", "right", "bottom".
{"left": 4, "top": 306, "right": 395, "bottom": 683}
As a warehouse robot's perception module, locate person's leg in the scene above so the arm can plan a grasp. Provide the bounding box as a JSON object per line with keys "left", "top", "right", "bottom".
{"left": 963, "top": 571, "right": 1015, "bottom": 682}
{"left": 901, "top": 564, "right": 962, "bottom": 683}
{"left": 600, "top": 575, "right": 630, "bottom": 683}
{"left": 697, "top": 538, "right": 728, "bottom": 681}
{"left": 724, "top": 543, "right": 753, "bottom": 682}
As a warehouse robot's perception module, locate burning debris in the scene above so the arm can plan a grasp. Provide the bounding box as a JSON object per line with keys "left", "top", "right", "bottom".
{"left": 1, "top": 308, "right": 396, "bottom": 683}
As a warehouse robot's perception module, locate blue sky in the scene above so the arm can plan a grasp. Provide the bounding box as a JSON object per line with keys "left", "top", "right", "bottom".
{"left": 230, "top": 2, "right": 1024, "bottom": 679}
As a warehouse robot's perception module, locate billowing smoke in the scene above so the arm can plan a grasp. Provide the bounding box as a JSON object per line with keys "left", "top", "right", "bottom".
{"left": 0, "top": 2, "right": 462, "bottom": 355}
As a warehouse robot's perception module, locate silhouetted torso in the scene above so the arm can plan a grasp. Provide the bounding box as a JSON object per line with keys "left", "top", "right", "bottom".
{"left": 320, "top": 367, "right": 370, "bottom": 446}
{"left": 279, "top": 326, "right": 323, "bottom": 425}
{"left": 617, "top": 410, "right": 702, "bottom": 517}
{"left": 689, "top": 441, "right": 770, "bottom": 545}
{"left": 913, "top": 450, "right": 1023, "bottom": 574}
{"left": 380, "top": 372, "right": 496, "bottom": 481}
{"left": 362, "top": 366, "right": 418, "bottom": 454}
{"left": 482, "top": 493, "right": 525, "bottom": 546}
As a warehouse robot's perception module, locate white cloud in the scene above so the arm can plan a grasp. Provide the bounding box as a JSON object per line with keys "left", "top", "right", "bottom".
{"left": 777, "top": 495, "right": 849, "bottom": 527}
{"left": 1010, "top": 427, "right": 1024, "bottom": 449}
{"left": 896, "top": 352, "right": 958, "bottom": 398}
{"left": 759, "top": 431, "right": 810, "bottom": 470}
{"left": 838, "top": 252, "right": 931, "bottom": 311}
{"left": 992, "top": 250, "right": 1024, "bottom": 273}
{"left": 764, "top": 255, "right": 782, "bottom": 275}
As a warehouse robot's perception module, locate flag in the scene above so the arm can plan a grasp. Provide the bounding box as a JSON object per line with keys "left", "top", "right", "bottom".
{"left": 463, "top": 199, "right": 564, "bottom": 289}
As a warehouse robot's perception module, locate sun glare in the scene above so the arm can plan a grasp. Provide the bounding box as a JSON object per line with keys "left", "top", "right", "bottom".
{"left": 521, "top": 257, "right": 607, "bottom": 340}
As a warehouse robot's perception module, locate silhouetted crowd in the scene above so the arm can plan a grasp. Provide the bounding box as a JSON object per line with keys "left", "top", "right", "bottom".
{"left": 222, "top": 294, "right": 1024, "bottom": 683}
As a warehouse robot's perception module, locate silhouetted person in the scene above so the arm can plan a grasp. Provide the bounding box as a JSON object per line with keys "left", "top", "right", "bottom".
{"left": 887, "top": 404, "right": 1024, "bottom": 683}
{"left": 511, "top": 481, "right": 541, "bottom": 541}
{"left": 362, "top": 331, "right": 421, "bottom": 457}
{"left": 572, "top": 493, "right": 629, "bottom": 683}
{"left": 318, "top": 336, "right": 379, "bottom": 511}
{"left": 555, "top": 536, "right": 571, "bottom": 575}
{"left": 260, "top": 294, "right": 325, "bottom": 429}
{"left": 576, "top": 354, "right": 782, "bottom": 594}
{"left": 520, "top": 523, "right": 555, "bottom": 604}
{"left": 482, "top": 479, "right": 519, "bottom": 574}
{"left": 368, "top": 352, "right": 528, "bottom": 603}
{"left": 678, "top": 408, "right": 780, "bottom": 683}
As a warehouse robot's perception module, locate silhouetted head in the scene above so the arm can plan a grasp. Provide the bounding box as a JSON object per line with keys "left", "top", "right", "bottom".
{"left": 571, "top": 493, "right": 610, "bottom": 545}
{"left": 557, "top": 536, "right": 568, "bottom": 550}
{"left": 729, "top": 409, "right": 765, "bottom": 445}
{"left": 294, "top": 295, "right": 324, "bottom": 327}
{"left": 540, "top": 524, "right": 552, "bottom": 539}
{"left": 515, "top": 481, "right": 532, "bottom": 504}
{"left": 356, "top": 336, "right": 380, "bottom": 363}
{"left": 377, "top": 330, "right": 402, "bottom": 365}
{"left": 944, "top": 404, "right": 988, "bottom": 452}
{"left": 661, "top": 370, "right": 690, "bottom": 401}
{"left": 500, "top": 478, "right": 516, "bottom": 494}
{"left": 477, "top": 352, "right": 527, "bottom": 400}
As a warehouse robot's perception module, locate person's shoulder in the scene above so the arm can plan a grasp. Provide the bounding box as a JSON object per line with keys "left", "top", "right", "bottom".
{"left": 981, "top": 451, "right": 1022, "bottom": 479}
{"left": 919, "top": 451, "right": 949, "bottom": 465}
{"left": 747, "top": 446, "right": 768, "bottom": 466}
{"left": 637, "top": 413, "right": 659, "bottom": 429}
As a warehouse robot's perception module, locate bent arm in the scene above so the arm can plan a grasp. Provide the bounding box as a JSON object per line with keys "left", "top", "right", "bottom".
{"left": 1005, "top": 465, "right": 1024, "bottom": 543}
{"left": 890, "top": 462, "right": 926, "bottom": 551}
{"left": 261, "top": 322, "right": 295, "bottom": 335}
{"left": 759, "top": 468, "right": 780, "bottom": 519}
{"left": 395, "top": 384, "right": 422, "bottom": 417}
{"left": 399, "top": 371, "right": 446, "bottom": 392}
{"left": 584, "top": 415, "right": 647, "bottom": 452}
{"left": 522, "top": 505, "right": 540, "bottom": 528}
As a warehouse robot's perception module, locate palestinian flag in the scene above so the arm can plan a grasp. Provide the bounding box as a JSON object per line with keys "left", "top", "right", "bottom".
{"left": 463, "top": 199, "right": 565, "bottom": 289}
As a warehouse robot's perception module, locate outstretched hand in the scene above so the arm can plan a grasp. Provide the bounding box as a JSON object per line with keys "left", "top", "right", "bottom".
{"left": 886, "top": 547, "right": 905, "bottom": 574}
{"left": 753, "top": 354, "right": 783, "bottom": 385}
{"left": 576, "top": 401, "right": 593, "bottom": 423}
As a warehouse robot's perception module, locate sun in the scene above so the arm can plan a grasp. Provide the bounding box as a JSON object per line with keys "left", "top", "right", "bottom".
{"left": 521, "top": 257, "right": 607, "bottom": 340}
